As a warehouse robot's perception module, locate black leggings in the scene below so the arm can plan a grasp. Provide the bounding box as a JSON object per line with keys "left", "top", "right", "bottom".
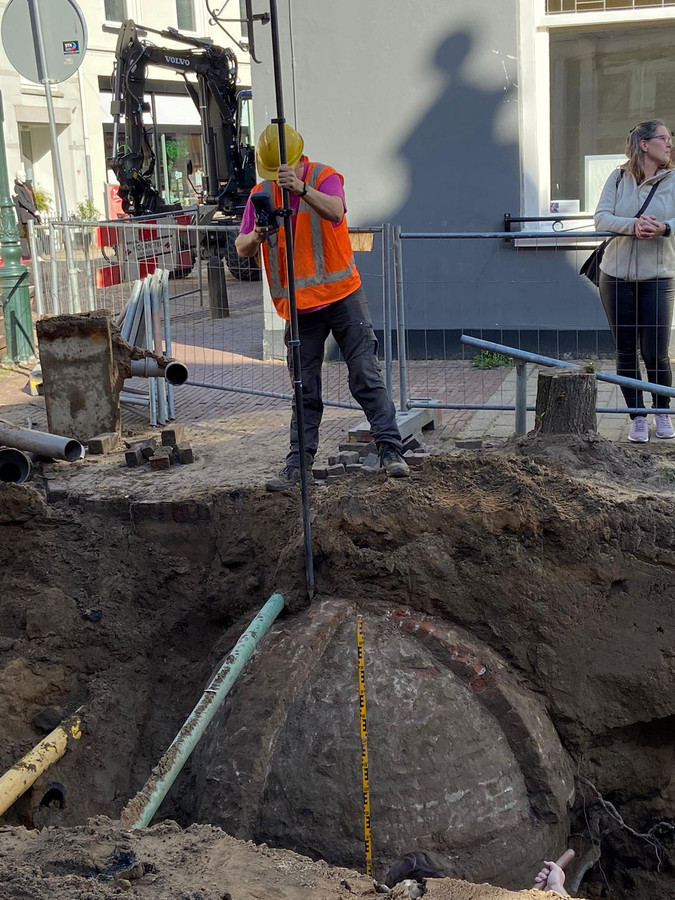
{"left": 599, "top": 273, "right": 674, "bottom": 416}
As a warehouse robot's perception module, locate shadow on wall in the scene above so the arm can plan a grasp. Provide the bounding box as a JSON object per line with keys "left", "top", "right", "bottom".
{"left": 371, "top": 27, "right": 611, "bottom": 358}
{"left": 392, "top": 30, "right": 520, "bottom": 233}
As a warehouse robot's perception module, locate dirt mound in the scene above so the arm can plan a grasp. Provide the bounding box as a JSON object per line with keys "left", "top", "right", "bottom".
{"left": 0, "top": 436, "right": 673, "bottom": 899}
{"left": 0, "top": 818, "right": 575, "bottom": 900}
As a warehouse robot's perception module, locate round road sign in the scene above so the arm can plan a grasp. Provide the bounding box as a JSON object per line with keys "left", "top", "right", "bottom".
{"left": 1, "top": 0, "right": 87, "bottom": 84}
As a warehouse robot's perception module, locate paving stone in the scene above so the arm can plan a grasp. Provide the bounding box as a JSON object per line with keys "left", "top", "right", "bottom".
{"left": 455, "top": 439, "right": 483, "bottom": 450}
{"left": 126, "top": 438, "right": 159, "bottom": 459}
{"left": 87, "top": 432, "right": 119, "bottom": 454}
{"left": 312, "top": 466, "right": 328, "bottom": 480}
{"left": 406, "top": 452, "right": 430, "bottom": 467}
{"left": 173, "top": 442, "right": 194, "bottom": 465}
{"left": 125, "top": 448, "right": 145, "bottom": 468}
{"left": 161, "top": 424, "right": 186, "bottom": 447}
{"left": 338, "top": 451, "right": 360, "bottom": 466}
{"left": 362, "top": 453, "right": 379, "bottom": 468}
{"left": 46, "top": 481, "right": 69, "bottom": 503}
{"left": 326, "top": 463, "right": 346, "bottom": 477}
{"left": 345, "top": 463, "right": 362, "bottom": 474}
{"left": 149, "top": 448, "right": 173, "bottom": 470}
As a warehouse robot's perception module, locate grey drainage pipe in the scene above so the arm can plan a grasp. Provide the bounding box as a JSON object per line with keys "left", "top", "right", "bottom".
{"left": 129, "top": 359, "right": 189, "bottom": 385}
{"left": 0, "top": 424, "right": 83, "bottom": 463}
{"left": 0, "top": 448, "right": 34, "bottom": 483}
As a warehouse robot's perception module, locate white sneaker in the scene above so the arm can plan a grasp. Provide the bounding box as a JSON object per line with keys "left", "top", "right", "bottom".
{"left": 628, "top": 416, "right": 649, "bottom": 442}
{"left": 655, "top": 413, "right": 675, "bottom": 439}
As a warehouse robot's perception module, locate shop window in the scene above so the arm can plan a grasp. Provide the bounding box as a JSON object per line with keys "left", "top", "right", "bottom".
{"left": 550, "top": 22, "right": 675, "bottom": 212}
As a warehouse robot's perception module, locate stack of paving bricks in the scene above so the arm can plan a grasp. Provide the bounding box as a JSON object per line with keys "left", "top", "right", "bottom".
{"left": 312, "top": 431, "right": 430, "bottom": 484}
{"left": 124, "top": 424, "right": 194, "bottom": 471}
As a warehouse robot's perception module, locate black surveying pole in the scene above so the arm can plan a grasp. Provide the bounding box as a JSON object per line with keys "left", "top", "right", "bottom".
{"left": 267, "top": 0, "right": 315, "bottom": 599}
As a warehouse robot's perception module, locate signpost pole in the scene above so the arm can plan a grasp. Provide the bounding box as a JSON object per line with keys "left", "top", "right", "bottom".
{"left": 28, "top": 0, "right": 80, "bottom": 312}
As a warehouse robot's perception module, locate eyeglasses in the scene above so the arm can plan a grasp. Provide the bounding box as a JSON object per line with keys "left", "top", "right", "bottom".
{"left": 648, "top": 135, "right": 673, "bottom": 144}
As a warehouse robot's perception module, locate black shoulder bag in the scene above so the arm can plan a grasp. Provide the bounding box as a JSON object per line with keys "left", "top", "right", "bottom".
{"left": 579, "top": 172, "right": 660, "bottom": 286}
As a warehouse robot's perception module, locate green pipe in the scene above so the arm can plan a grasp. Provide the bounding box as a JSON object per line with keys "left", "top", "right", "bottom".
{"left": 121, "top": 592, "right": 285, "bottom": 829}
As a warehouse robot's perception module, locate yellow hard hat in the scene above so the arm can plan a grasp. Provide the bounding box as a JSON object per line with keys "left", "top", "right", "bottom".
{"left": 256, "top": 124, "right": 304, "bottom": 180}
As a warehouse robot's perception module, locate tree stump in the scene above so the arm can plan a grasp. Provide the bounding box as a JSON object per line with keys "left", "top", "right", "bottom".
{"left": 535, "top": 369, "right": 597, "bottom": 434}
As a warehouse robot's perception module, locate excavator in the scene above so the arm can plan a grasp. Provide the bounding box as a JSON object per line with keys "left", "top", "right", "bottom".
{"left": 99, "top": 18, "right": 259, "bottom": 284}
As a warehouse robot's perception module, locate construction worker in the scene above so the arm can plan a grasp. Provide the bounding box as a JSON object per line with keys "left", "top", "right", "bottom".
{"left": 236, "top": 123, "right": 410, "bottom": 491}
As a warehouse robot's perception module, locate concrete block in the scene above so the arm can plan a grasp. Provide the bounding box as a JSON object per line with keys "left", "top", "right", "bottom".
{"left": 88, "top": 432, "right": 119, "bottom": 455}
{"left": 173, "top": 442, "right": 194, "bottom": 465}
{"left": 362, "top": 453, "right": 379, "bottom": 469}
{"left": 127, "top": 438, "right": 159, "bottom": 459}
{"left": 149, "top": 448, "right": 173, "bottom": 471}
{"left": 312, "top": 466, "right": 328, "bottom": 480}
{"left": 455, "top": 439, "right": 483, "bottom": 450}
{"left": 327, "top": 455, "right": 339, "bottom": 466}
{"left": 36, "top": 313, "right": 123, "bottom": 443}
{"left": 338, "top": 451, "right": 360, "bottom": 466}
{"left": 326, "top": 464, "right": 346, "bottom": 477}
{"left": 345, "top": 464, "right": 362, "bottom": 474}
{"left": 161, "top": 424, "right": 186, "bottom": 447}
{"left": 349, "top": 408, "right": 441, "bottom": 444}
{"left": 125, "top": 448, "right": 145, "bottom": 468}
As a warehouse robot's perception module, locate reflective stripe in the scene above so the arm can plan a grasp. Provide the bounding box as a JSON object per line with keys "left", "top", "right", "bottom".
{"left": 262, "top": 180, "right": 285, "bottom": 298}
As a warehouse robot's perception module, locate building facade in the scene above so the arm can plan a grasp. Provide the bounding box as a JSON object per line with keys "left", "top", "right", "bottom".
{"left": 0, "top": 0, "right": 250, "bottom": 220}
{"left": 248, "top": 0, "right": 675, "bottom": 356}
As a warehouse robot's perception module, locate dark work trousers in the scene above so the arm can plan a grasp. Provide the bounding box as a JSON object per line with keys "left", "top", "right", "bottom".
{"left": 284, "top": 286, "right": 402, "bottom": 468}
{"left": 599, "top": 273, "right": 674, "bottom": 416}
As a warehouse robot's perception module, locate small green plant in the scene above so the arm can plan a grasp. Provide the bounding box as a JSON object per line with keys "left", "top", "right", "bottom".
{"left": 32, "top": 186, "right": 52, "bottom": 214}
{"left": 585, "top": 360, "right": 597, "bottom": 373}
{"left": 472, "top": 350, "right": 512, "bottom": 369}
{"left": 73, "top": 198, "right": 101, "bottom": 221}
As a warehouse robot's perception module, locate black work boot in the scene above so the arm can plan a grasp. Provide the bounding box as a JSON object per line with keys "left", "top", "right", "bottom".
{"left": 266, "top": 460, "right": 315, "bottom": 492}
{"left": 378, "top": 443, "right": 410, "bottom": 478}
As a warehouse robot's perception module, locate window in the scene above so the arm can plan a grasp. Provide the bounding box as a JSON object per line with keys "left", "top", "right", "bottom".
{"left": 519, "top": 1, "right": 675, "bottom": 221}
{"left": 547, "top": 1, "right": 675, "bottom": 12}
{"left": 176, "top": 0, "right": 196, "bottom": 32}
{"left": 104, "top": 0, "right": 126, "bottom": 22}
{"left": 551, "top": 24, "right": 675, "bottom": 211}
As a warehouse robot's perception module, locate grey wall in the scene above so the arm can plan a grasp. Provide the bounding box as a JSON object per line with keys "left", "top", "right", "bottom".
{"left": 251, "top": 0, "right": 611, "bottom": 358}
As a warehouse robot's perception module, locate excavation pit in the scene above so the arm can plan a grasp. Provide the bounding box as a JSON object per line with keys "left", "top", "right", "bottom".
{"left": 0, "top": 436, "right": 674, "bottom": 900}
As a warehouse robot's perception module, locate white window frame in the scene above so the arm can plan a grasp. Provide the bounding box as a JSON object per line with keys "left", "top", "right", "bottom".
{"left": 518, "top": 0, "right": 675, "bottom": 230}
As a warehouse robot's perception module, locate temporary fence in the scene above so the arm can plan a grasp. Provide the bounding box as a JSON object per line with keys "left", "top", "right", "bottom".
{"left": 20, "top": 215, "right": 670, "bottom": 442}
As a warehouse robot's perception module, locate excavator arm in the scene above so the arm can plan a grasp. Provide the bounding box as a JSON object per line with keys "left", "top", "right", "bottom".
{"left": 110, "top": 19, "right": 253, "bottom": 217}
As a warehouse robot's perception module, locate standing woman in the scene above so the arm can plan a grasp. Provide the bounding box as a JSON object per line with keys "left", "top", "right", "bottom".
{"left": 595, "top": 120, "right": 675, "bottom": 442}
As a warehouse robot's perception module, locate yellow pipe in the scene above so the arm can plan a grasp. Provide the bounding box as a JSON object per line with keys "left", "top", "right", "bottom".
{"left": 0, "top": 711, "right": 83, "bottom": 817}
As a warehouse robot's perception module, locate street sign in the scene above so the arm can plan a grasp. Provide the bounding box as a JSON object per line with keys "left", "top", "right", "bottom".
{"left": 1, "top": 0, "right": 87, "bottom": 84}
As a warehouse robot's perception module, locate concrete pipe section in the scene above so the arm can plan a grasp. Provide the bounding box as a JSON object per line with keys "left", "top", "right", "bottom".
{"left": 190, "top": 600, "right": 574, "bottom": 891}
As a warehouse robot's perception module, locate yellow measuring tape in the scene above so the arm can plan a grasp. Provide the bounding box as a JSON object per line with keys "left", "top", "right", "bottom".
{"left": 357, "top": 615, "right": 373, "bottom": 877}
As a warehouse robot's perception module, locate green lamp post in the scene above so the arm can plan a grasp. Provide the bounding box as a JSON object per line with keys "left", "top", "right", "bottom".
{"left": 0, "top": 91, "right": 34, "bottom": 364}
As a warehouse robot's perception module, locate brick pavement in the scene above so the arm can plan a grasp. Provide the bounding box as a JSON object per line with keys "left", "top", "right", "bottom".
{"left": 1, "top": 262, "right": 657, "bottom": 470}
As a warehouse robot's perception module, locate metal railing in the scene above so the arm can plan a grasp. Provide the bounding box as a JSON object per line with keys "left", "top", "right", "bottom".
{"left": 16, "top": 219, "right": 674, "bottom": 443}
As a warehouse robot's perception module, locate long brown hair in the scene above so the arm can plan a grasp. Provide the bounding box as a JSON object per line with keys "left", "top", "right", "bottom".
{"left": 624, "top": 120, "right": 674, "bottom": 183}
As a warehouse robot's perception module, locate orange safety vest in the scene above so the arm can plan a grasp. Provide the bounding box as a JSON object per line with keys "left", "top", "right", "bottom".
{"left": 252, "top": 161, "right": 362, "bottom": 320}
